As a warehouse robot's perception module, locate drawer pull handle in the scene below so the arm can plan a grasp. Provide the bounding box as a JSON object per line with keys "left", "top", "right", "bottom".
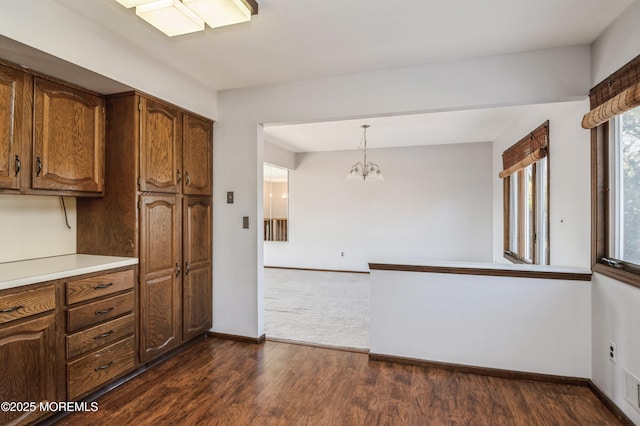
{"left": 95, "top": 307, "right": 114, "bottom": 316}
{"left": 36, "top": 156, "right": 42, "bottom": 177}
{"left": 15, "top": 155, "right": 21, "bottom": 177}
{"left": 94, "top": 283, "right": 113, "bottom": 290}
{"left": 94, "top": 361, "right": 114, "bottom": 371}
{"left": 0, "top": 305, "right": 24, "bottom": 313}
{"left": 94, "top": 330, "right": 114, "bottom": 340}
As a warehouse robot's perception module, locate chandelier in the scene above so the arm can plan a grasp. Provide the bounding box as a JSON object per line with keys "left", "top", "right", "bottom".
{"left": 347, "top": 125, "right": 384, "bottom": 182}
{"left": 115, "top": 0, "right": 258, "bottom": 37}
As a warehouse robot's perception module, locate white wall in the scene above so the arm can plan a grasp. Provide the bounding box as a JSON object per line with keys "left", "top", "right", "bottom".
{"left": 0, "top": 195, "right": 76, "bottom": 262}
{"left": 264, "top": 141, "right": 295, "bottom": 170}
{"left": 265, "top": 142, "right": 493, "bottom": 271}
{"left": 216, "top": 45, "right": 592, "bottom": 338}
{"left": 491, "top": 101, "right": 591, "bottom": 268}
{"left": 590, "top": 1, "right": 640, "bottom": 423}
{"left": 370, "top": 269, "right": 591, "bottom": 378}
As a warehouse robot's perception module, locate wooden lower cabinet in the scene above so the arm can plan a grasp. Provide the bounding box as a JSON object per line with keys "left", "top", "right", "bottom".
{"left": 67, "top": 336, "right": 135, "bottom": 400}
{"left": 139, "top": 195, "right": 182, "bottom": 363}
{"left": 64, "top": 267, "right": 137, "bottom": 401}
{"left": 0, "top": 313, "right": 57, "bottom": 426}
{"left": 182, "top": 196, "right": 212, "bottom": 341}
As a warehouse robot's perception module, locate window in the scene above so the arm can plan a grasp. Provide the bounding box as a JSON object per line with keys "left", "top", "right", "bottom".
{"left": 586, "top": 54, "right": 640, "bottom": 288}
{"left": 501, "top": 122, "right": 549, "bottom": 265}
{"left": 263, "top": 164, "right": 289, "bottom": 242}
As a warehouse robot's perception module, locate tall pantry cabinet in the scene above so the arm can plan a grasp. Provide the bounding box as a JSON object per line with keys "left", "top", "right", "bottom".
{"left": 77, "top": 92, "right": 213, "bottom": 364}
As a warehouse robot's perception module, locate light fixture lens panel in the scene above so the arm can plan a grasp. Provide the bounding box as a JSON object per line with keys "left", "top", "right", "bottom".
{"left": 115, "top": 0, "right": 157, "bottom": 8}
{"left": 136, "top": 0, "right": 205, "bottom": 37}
{"left": 183, "top": 0, "right": 251, "bottom": 29}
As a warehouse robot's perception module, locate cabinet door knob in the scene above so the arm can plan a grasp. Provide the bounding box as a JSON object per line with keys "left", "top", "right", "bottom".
{"left": 93, "top": 283, "right": 113, "bottom": 290}
{"left": 94, "top": 330, "right": 114, "bottom": 340}
{"left": 94, "top": 361, "right": 114, "bottom": 371}
{"left": 175, "top": 263, "right": 181, "bottom": 277}
{"left": 14, "top": 155, "right": 21, "bottom": 177}
{"left": 0, "top": 305, "right": 24, "bottom": 313}
{"left": 176, "top": 169, "right": 182, "bottom": 184}
{"left": 36, "top": 157, "right": 42, "bottom": 177}
{"left": 185, "top": 171, "right": 190, "bottom": 185}
{"left": 185, "top": 261, "right": 190, "bottom": 275}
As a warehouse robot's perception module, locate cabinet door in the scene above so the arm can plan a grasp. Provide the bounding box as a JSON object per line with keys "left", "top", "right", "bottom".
{"left": 140, "top": 98, "right": 181, "bottom": 194}
{"left": 139, "top": 195, "right": 181, "bottom": 363}
{"left": 182, "top": 114, "right": 212, "bottom": 195}
{"left": 182, "top": 196, "right": 212, "bottom": 341}
{"left": 0, "top": 314, "right": 57, "bottom": 426}
{"left": 33, "top": 78, "right": 104, "bottom": 192}
{"left": 0, "top": 64, "right": 28, "bottom": 190}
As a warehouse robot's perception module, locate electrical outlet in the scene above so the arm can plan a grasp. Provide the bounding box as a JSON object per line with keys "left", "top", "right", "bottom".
{"left": 609, "top": 341, "right": 617, "bottom": 363}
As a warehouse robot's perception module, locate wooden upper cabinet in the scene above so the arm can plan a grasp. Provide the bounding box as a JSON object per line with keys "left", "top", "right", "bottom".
{"left": 183, "top": 114, "right": 212, "bottom": 195}
{"left": 140, "top": 97, "right": 182, "bottom": 194}
{"left": 33, "top": 78, "right": 104, "bottom": 193}
{"left": 0, "top": 64, "right": 29, "bottom": 190}
{"left": 182, "top": 196, "right": 212, "bottom": 340}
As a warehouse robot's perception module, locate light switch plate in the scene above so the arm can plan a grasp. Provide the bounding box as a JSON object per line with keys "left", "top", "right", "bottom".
{"left": 227, "top": 192, "right": 234, "bottom": 204}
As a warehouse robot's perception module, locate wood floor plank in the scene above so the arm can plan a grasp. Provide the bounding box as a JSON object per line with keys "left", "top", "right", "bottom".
{"left": 57, "top": 338, "right": 622, "bottom": 425}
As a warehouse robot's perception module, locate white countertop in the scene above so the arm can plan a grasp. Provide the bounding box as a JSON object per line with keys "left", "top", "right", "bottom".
{"left": 0, "top": 254, "right": 138, "bottom": 291}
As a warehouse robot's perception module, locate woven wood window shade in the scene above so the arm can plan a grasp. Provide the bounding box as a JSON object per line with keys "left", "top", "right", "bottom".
{"left": 582, "top": 55, "right": 640, "bottom": 129}
{"left": 498, "top": 121, "right": 549, "bottom": 179}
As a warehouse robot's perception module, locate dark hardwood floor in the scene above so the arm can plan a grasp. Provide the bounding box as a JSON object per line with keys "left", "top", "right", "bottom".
{"left": 58, "top": 337, "right": 621, "bottom": 425}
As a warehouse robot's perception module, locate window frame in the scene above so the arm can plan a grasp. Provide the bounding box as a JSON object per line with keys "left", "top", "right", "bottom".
{"left": 501, "top": 122, "right": 550, "bottom": 266}
{"left": 591, "top": 115, "right": 640, "bottom": 288}
{"left": 504, "top": 159, "right": 549, "bottom": 265}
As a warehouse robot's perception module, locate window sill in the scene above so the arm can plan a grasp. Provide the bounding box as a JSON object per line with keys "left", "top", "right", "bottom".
{"left": 593, "top": 262, "right": 640, "bottom": 289}
{"left": 503, "top": 253, "right": 532, "bottom": 265}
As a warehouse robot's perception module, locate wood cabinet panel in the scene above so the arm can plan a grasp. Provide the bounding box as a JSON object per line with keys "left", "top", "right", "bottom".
{"left": 0, "top": 285, "right": 55, "bottom": 325}
{"left": 0, "top": 314, "right": 57, "bottom": 426}
{"left": 140, "top": 98, "right": 181, "bottom": 193}
{"left": 33, "top": 78, "right": 104, "bottom": 193}
{"left": 65, "top": 269, "right": 134, "bottom": 305}
{"left": 139, "top": 194, "right": 181, "bottom": 362}
{"left": 0, "top": 64, "right": 29, "bottom": 191}
{"left": 183, "top": 197, "right": 212, "bottom": 340}
{"left": 67, "top": 335, "right": 135, "bottom": 400}
{"left": 66, "top": 292, "right": 133, "bottom": 333}
{"left": 66, "top": 313, "right": 134, "bottom": 360}
{"left": 182, "top": 114, "right": 212, "bottom": 195}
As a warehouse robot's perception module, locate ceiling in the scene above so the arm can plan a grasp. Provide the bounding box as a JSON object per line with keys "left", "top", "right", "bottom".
{"left": 53, "top": 0, "right": 632, "bottom": 92}
{"left": 1, "top": 0, "right": 632, "bottom": 154}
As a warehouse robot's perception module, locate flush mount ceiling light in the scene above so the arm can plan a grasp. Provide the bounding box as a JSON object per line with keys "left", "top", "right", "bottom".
{"left": 115, "top": 0, "right": 258, "bottom": 37}
{"left": 347, "top": 125, "right": 384, "bottom": 182}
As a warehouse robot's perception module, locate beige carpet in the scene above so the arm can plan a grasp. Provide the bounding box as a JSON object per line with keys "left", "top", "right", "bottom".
{"left": 264, "top": 268, "right": 370, "bottom": 350}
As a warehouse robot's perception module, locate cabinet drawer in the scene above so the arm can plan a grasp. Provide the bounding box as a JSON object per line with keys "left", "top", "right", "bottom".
{"left": 67, "top": 313, "right": 134, "bottom": 359}
{"left": 67, "top": 336, "right": 135, "bottom": 400}
{"left": 66, "top": 269, "right": 134, "bottom": 305}
{"left": 0, "top": 285, "right": 56, "bottom": 325}
{"left": 67, "top": 291, "right": 133, "bottom": 333}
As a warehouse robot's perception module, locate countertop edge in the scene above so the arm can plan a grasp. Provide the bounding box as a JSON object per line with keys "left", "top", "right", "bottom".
{"left": 0, "top": 255, "right": 139, "bottom": 291}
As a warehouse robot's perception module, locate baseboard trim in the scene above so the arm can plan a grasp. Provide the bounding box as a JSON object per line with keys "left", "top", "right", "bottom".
{"left": 588, "top": 381, "right": 635, "bottom": 425}
{"left": 266, "top": 336, "right": 369, "bottom": 354}
{"left": 369, "top": 352, "right": 636, "bottom": 423}
{"left": 264, "top": 265, "right": 370, "bottom": 274}
{"left": 369, "top": 353, "right": 589, "bottom": 386}
{"left": 207, "top": 331, "right": 266, "bottom": 344}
